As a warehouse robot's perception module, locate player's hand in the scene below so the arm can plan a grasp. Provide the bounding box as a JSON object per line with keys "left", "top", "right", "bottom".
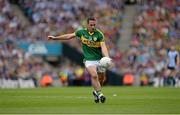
{"left": 47, "top": 35, "right": 55, "bottom": 40}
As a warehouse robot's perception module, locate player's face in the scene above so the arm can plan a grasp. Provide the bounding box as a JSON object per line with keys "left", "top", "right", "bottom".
{"left": 87, "top": 20, "right": 96, "bottom": 32}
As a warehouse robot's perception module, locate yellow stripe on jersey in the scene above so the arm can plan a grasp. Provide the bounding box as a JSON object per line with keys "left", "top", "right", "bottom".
{"left": 81, "top": 36, "right": 101, "bottom": 48}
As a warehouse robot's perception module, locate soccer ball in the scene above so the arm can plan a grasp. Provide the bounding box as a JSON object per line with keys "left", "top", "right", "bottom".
{"left": 99, "top": 57, "right": 112, "bottom": 68}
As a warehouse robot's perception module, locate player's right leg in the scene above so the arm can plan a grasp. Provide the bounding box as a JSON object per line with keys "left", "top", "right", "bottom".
{"left": 96, "top": 65, "right": 107, "bottom": 86}
{"left": 98, "top": 72, "right": 106, "bottom": 86}
{"left": 98, "top": 92, "right": 106, "bottom": 103}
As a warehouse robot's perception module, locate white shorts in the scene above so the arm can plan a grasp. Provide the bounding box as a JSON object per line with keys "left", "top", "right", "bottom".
{"left": 84, "top": 60, "right": 106, "bottom": 73}
{"left": 84, "top": 60, "right": 99, "bottom": 68}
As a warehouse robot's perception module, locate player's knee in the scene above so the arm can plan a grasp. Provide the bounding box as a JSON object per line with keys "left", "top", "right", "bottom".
{"left": 91, "top": 74, "right": 98, "bottom": 79}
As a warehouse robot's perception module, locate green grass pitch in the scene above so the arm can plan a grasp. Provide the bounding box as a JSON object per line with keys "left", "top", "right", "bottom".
{"left": 0, "top": 86, "right": 180, "bottom": 114}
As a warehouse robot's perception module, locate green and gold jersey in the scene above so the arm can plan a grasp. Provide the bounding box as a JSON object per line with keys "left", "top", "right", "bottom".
{"left": 75, "top": 28, "right": 105, "bottom": 61}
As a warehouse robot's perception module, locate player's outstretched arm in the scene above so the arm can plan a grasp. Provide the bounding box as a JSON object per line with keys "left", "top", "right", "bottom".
{"left": 48, "top": 33, "right": 76, "bottom": 41}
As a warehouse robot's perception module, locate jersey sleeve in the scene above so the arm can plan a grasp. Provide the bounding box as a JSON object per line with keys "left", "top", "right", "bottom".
{"left": 100, "top": 33, "right": 105, "bottom": 42}
{"left": 97, "top": 29, "right": 105, "bottom": 42}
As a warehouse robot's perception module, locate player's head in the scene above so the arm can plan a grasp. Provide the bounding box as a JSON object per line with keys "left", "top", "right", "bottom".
{"left": 87, "top": 17, "right": 96, "bottom": 33}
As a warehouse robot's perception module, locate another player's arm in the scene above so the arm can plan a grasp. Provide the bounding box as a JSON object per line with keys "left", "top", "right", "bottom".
{"left": 48, "top": 33, "right": 76, "bottom": 40}
{"left": 176, "top": 53, "right": 179, "bottom": 68}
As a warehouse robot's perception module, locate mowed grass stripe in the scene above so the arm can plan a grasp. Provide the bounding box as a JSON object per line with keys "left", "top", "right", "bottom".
{"left": 0, "top": 87, "right": 180, "bottom": 114}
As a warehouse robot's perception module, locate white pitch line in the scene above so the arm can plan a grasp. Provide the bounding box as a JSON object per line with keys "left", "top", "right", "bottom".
{"left": 8, "top": 95, "right": 93, "bottom": 99}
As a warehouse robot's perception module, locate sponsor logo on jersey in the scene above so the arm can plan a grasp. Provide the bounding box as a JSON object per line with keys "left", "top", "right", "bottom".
{"left": 81, "top": 36, "right": 100, "bottom": 47}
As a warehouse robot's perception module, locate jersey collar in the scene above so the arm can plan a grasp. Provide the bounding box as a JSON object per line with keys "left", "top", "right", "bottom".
{"left": 85, "top": 28, "right": 95, "bottom": 35}
{"left": 88, "top": 31, "right": 94, "bottom": 35}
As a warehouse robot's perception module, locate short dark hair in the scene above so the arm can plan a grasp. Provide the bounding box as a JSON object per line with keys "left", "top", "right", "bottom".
{"left": 87, "top": 17, "right": 96, "bottom": 24}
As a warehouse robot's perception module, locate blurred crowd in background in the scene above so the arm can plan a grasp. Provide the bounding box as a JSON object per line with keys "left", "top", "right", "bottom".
{"left": 125, "top": 0, "right": 180, "bottom": 85}
{"left": 0, "top": 0, "right": 179, "bottom": 87}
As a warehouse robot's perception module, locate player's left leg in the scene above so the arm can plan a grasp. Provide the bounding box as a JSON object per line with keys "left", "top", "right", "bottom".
{"left": 171, "top": 70, "right": 177, "bottom": 86}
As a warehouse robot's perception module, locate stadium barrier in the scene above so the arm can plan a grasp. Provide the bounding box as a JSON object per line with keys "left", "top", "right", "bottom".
{"left": 153, "top": 77, "right": 180, "bottom": 87}
{"left": 17, "top": 41, "right": 62, "bottom": 56}
{"left": 0, "top": 79, "right": 35, "bottom": 88}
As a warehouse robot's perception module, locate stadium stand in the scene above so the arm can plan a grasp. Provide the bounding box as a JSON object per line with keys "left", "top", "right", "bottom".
{"left": 0, "top": 0, "right": 179, "bottom": 87}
